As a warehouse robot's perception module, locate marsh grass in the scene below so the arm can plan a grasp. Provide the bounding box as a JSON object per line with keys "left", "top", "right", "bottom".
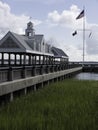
{"left": 0, "top": 79, "right": 98, "bottom": 130}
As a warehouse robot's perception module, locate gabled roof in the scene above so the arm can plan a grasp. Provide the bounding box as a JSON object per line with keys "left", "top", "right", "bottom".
{"left": 51, "top": 47, "right": 68, "bottom": 58}
{"left": 0, "top": 31, "right": 44, "bottom": 54}
{"left": 0, "top": 31, "right": 26, "bottom": 53}
{"left": 11, "top": 32, "right": 33, "bottom": 51}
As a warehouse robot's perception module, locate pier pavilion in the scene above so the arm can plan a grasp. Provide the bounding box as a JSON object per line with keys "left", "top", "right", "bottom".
{"left": 0, "top": 21, "right": 82, "bottom": 103}
{"left": 0, "top": 21, "right": 68, "bottom": 66}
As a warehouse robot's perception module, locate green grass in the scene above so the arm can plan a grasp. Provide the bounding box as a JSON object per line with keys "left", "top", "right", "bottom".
{"left": 0, "top": 79, "right": 98, "bottom": 130}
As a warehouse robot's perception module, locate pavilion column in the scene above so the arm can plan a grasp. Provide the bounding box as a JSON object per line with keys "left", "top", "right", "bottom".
{"left": 31, "top": 55, "right": 32, "bottom": 65}
{"left": 43, "top": 55, "right": 45, "bottom": 65}
{"left": 35, "top": 55, "right": 37, "bottom": 64}
{"left": 49, "top": 56, "right": 51, "bottom": 65}
{"left": 1, "top": 52, "right": 4, "bottom": 66}
{"left": 47, "top": 56, "right": 48, "bottom": 64}
{"left": 53, "top": 57, "right": 55, "bottom": 64}
{"left": 62, "top": 58, "right": 63, "bottom": 64}
{"left": 46, "top": 56, "right": 48, "bottom": 64}
{"left": 44, "top": 56, "right": 46, "bottom": 64}
{"left": 48, "top": 56, "right": 51, "bottom": 65}
{"left": 15, "top": 54, "right": 17, "bottom": 65}
{"left": 46, "top": 56, "right": 47, "bottom": 64}
{"left": 39, "top": 55, "right": 41, "bottom": 65}
{"left": 20, "top": 54, "right": 21, "bottom": 65}
{"left": 23, "top": 54, "right": 26, "bottom": 65}
{"left": 29, "top": 54, "right": 31, "bottom": 65}
{"left": 8, "top": 53, "right": 11, "bottom": 66}
{"left": 60, "top": 58, "right": 62, "bottom": 64}
{"left": 63, "top": 58, "right": 65, "bottom": 64}
{"left": 51, "top": 56, "right": 53, "bottom": 64}
{"left": 32, "top": 55, "right": 34, "bottom": 65}
{"left": 52, "top": 57, "right": 54, "bottom": 64}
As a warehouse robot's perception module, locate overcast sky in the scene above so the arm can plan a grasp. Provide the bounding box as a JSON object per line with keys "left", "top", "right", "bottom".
{"left": 0, "top": 0, "right": 98, "bottom": 61}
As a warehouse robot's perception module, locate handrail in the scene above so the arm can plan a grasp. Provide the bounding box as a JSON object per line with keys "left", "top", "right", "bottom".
{"left": 0, "top": 64, "right": 82, "bottom": 83}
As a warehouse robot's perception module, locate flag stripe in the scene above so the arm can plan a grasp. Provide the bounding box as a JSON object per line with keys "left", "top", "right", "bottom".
{"left": 76, "top": 10, "right": 84, "bottom": 20}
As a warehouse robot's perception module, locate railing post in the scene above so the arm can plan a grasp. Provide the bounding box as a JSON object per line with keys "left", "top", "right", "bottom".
{"left": 56, "top": 65, "right": 58, "bottom": 72}
{"left": 8, "top": 67, "right": 13, "bottom": 81}
{"left": 59, "top": 65, "right": 61, "bottom": 71}
{"left": 52, "top": 65, "right": 54, "bottom": 72}
{"left": 62, "top": 65, "right": 64, "bottom": 70}
{"left": 65, "top": 64, "right": 67, "bottom": 69}
{"left": 46, "top": 65, "right": 49, "bottom": 73}
{"left": 32, "top": 66, "right": 36, "bottom": 76}
{"left": 24, "top": 88, "right": 27, "bottom": 95}
{"left": 40, "top": 65, "right": 43, "bottom": 75}
{"left": 22, "top": 66, "right": 26, "bottom": 78}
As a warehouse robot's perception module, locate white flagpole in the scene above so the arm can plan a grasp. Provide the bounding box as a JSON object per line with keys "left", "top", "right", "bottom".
{"left": 83, "top": 6, "right": 85, "bottom": 66}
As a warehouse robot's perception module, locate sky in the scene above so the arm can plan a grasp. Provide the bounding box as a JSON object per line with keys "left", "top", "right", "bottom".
{"left": 0, "top": 0, "right": 98, "bottom": 61}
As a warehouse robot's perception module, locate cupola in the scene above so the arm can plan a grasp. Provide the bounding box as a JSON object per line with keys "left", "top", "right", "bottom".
{"left": 25, "top": 21, "right": 35, "bottom": 38}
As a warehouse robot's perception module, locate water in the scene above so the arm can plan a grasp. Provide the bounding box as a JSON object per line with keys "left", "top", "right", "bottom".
{"left": 74, "top": 72, "right": 98, "bottom": 81}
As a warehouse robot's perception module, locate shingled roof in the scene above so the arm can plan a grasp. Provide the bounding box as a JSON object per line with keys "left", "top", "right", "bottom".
{"left": 0, "top": 21, "right": 68, "bottom": 58}
{"left": 0, "top": 31, "right": 48, "bottom": 55}
{"left": 51, "top": 47, "right": 68, "bottom": 58}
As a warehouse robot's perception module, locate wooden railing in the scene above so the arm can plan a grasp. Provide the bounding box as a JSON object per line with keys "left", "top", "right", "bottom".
{"left": 0, "top": 63, "right": 81, "bottom": 83}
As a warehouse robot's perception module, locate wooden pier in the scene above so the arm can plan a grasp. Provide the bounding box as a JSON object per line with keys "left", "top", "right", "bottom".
{"left": 0, "top": 65, "right": 82, "bottom": 103}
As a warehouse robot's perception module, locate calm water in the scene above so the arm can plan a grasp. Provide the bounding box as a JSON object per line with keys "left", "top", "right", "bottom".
{"left": 74, "top": 72, "right": 98, "bottom": 81}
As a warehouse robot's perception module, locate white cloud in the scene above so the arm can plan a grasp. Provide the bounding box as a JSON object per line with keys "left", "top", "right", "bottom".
{"left": 0, "top": 1, "right": 42, "bottom": 38}
{"left": 48, "top": 5, "right": 83, "bottom": 29}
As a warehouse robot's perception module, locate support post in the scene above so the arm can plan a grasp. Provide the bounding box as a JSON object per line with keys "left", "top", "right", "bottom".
{"left": 10, "top": 92, "right": 13, "bottom": 102}
{"left": 24, "top": 88, "right": 27, "bottom": 95}
{"left": 41, "top": 82, "right": 43, "bottom": 88}
{"left": 34, "top": 85, "right": 36, "bottom": 91}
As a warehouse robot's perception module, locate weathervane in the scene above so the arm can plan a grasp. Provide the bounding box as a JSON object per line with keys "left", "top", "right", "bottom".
{"left": 29, "top": 16, "right": 32, "bottom": 21}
